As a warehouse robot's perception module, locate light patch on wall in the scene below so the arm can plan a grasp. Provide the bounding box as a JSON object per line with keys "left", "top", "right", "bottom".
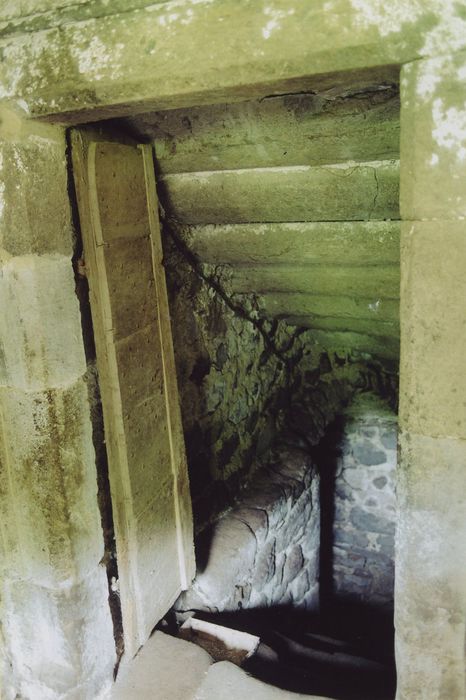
{"left": 261, "top": 6, "right": 295, "bottom": 40}
{"left": 349, "top": 0, "right": 466, "bottom": 56}
{"left": 457, "top": 65, "right": 466, "bottom": 81}
{"left": 421, "top": 1, "right": 466, "bottom": 56}
{"left": 0, "top": 43, "right": 24, "bottom": 99}
{"left": 71, "top": 35, "right": 114, "bottom": 81}
{"left": 12, "top": 147, "right": 24, "bottom": 173}
{"left": 432, "top": 98, "right": 466, "bottom": 163}
{"left": 146, "top": 0, "right": 214, "bottom": 12}
{"left": 0, "top": 151, "right": 5, "bottom": 223}
{"left": 415, "top": 57, "right": 443, "bottom": 100}
{"left": 349, "top": 0, "right": 423, "bottom": 37}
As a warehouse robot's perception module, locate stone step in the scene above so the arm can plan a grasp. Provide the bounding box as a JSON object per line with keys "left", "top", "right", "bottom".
{"left": 159, "top": 160, "right": 399, "bottom": 225}
{"left": 111, "top": 631, "right": 213, "bottom": 700}
{"left": 183, "top": 221, "right": 400, "bottom": 267}
{"left": 129, "top": 89, "right": 399, "bottom": 176}
{"left": 229, "top": 263, "right": 399, "bottom": 299}
{"left": 110, "top": 630, "right": 335, "bottom": 700}
{"left": 194, "top": 661, "right": 332, "bottom": 700}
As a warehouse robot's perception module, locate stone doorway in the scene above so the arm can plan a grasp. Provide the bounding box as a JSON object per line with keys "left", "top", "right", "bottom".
{"left": 1, "top": 4, "right": 466, "bottom": 699}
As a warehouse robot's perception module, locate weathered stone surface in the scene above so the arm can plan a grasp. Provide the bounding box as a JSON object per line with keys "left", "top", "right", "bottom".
{"left": 179, "top": 518, "right": 257, "bottom": 611}
{"left": 133, "top": 88, "right": 400, "bottom": 175}
{"left": 0, "top": 113, "right": 113, "bottom": 700}
{"left": 259, "top": 293, "right": 399, "bottom": 324}
{"left": 230, "top": 264, "right": 399, "bottom": 300}
{"left": 0, "top": 0, "right": 169, "bottom": 31}
{"left": 352, "top": 440, "right": 387, "bottom": 466}
{"left": 0, "top": 0, "right": 90, "bottom": 22}
{"left": 396, "top": 431, "right": 466, "bottom": 700}
{"left": 351, "top": 507, "right": 395, "bottom": 535}
{"left": 298, "top": 329, "right": 400, "bottom": 361}
{"left": 398, "top": 52, "right": 466, "bottom": 700}
{"left": 0, "top": 380, "right": 104, "bottom": 588}
{"left": 400, "top": 52, "right": 466, "bottom": 221}
{"left": 111, "top": 630, "right": 213, "bottom": 700}
{"left": 0, "top": 112, "right": 72, "bottom": 257}
{"left": 0, "top": 255, "right": 87, "bottom": 392}
{"left": 2, "top": 571, "right": 115, "bottom": 700}
{"left": 195, "top": 660, "right": 329, "bottom": 700}
{"left": 399, "top": 221, "right": 466, "bottom": 440}
{"left": 0, "top": 2, "right": 465, "bottom": 121}
{"left": 160, "top": 160, "right": 399, "bottom": 225}
{"left": 176, "top": 447, "right": 320, "bottom": 614}
{"left": 330, "top": 393, "right": 397, "bottom": 606}
{"left": 186, "top": 221, "right": 400, "bottom": 267}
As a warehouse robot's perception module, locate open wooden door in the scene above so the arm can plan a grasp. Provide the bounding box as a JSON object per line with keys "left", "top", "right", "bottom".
{"left": 71, "top": 131, "right": 195, "bottom": 657}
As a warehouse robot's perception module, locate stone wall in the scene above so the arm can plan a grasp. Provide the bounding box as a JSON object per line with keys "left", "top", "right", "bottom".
{"left": 163, "top": 221, "right": 399, "bottom": 533}
{"left": 175, "top": 446, "right": 320, "bottom": 615}
{"left": 164, "top": 231, "right": 297, "bottom": 529}
{"left": 0, "top": 109, "right": 115, "bottom": 699}
{"left": 332, "top": 393, "right": 396, "bottom": 608}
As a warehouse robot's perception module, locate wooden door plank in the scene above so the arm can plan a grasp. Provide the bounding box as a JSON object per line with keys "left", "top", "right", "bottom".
{"left": 140, "top": 144, "right": 195, "bottom": 589}
{"left": 71, "top": 131, "right": 194, "bottom": 658}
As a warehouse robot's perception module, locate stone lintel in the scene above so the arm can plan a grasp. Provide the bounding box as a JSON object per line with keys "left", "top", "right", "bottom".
{"left": 0, "top": 2, "right": 465, "bottom": 122}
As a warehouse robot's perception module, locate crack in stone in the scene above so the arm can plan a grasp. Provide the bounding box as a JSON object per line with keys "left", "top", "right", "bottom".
{"left": 369, "top": 167, "right": 380, "bottom": 218}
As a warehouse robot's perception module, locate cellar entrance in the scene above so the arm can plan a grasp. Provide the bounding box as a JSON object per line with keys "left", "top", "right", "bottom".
{"left": 164, "top": 390, "right": 398, "bottom": 700}
{"left": 2, "top": 4, "right": 465, "bottom": 699}
{"left": 102, "top": 71, "right": 400, "bottom": 698}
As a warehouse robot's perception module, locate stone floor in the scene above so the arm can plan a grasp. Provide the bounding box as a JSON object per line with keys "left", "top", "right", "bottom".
{"left": 110, "top": 631, "right": 331, "bottom": 700}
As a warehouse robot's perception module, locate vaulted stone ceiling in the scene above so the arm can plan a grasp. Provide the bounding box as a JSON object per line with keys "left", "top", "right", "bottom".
{"left": 124, "top": 80, "right": 400, "bottom": 364}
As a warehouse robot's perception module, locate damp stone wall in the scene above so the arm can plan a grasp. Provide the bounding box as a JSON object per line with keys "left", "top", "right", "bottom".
{"left": 175, "top": 446, "right": 320, "bottom": 615}
{"left": 163, "top": 230, "right": 398, "bottom": 533}
{"left": 332, "top": 393, "right": 397, "bottom": 607}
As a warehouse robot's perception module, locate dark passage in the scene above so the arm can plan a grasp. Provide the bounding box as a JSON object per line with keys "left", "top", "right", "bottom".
{"left": 166, "top": 391, "right": 397, "bottom": 699}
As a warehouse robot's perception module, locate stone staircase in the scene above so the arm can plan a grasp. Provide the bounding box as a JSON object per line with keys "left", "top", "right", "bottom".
{"left": 110, "top": 631, "right": 331, "bottom": 700}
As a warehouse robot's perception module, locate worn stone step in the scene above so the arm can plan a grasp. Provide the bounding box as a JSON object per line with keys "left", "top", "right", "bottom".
{"left": 130, "top": 89, "right": 400, "bottom": 175}
{"left": 183, "top": 221, "right": 400, "bottom": 266}
{"left": 194, "top": 661, "right": 331, "bottom": 700}
{"left": 267, "top": 315, "right": 399, "bottom": 338}
{"left": 111, "top": 631, "right": 213, "bottom": 700}
{"left": 257, "top": 293, "right": 399, "bottom": 323}
{"left": 159, "top": 160, "right": 399, "bottom": 224}
{"left": 303, "top": 329, "right": 400, "bottom": 360}
{"left": 229, "top": 264, "right": 399, "bottom": 299}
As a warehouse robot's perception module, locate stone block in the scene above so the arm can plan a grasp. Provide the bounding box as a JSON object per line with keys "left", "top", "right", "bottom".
{"left": 401, "top": 52, "right": 466, "bottom": 221}
{"left": 161, "top": 160, "right": 399, "bottom": 224}
{"left": 335, "top": 480, "right": 353, "bottom": 500}
{"left": 334, "top": 528, "right": 369, "bottom": 550}
{"left": 373, "top": 476, "right": 388, "bottom": 489}
{"left": 399, "top": 221, "right": 466, "bottom": 439}
{"left": 2, "top": 571, "right": 115, "bottom": 700}
{"left": 0, "top": 379, "right": 104, "bottom": 587}
{"left": 380, "top": 429, "right": 397, "bottom": 450}
{"left": 397, "top": 431, "right": 466, "bottom": 521}
{"left": 231, "top": 506, "right": 268, "bottom": 540}
{"left": 396, "top": 431, "right": 466, "bottom": 699}
{"left": 283, "top": 544, "right": 304, "bottom": 583}
{"left": 188, "top": 518, "right": 257, "bottom": 610}
{"left": 0, "top": 255, "right": 87, "bottom": 392}
{"left": 352, "top": 439, "right": 387, "bottom": 465}
{"left": 195, "top": 659, "right": 327, "bottom": 700}
{"left": 349, "top": 506, "right": 395, "bottom": 536}
{"left": 111, "top": 631, "right": 213, "bottom": 700}
{"left": 187, "top": 221, "right": 400, "bottom": 266}
{"left": 252, "top": 539, "right": 276, "bottom": 588}
{"left": 0, "top": 118, "right": 73, "bottom": 257}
